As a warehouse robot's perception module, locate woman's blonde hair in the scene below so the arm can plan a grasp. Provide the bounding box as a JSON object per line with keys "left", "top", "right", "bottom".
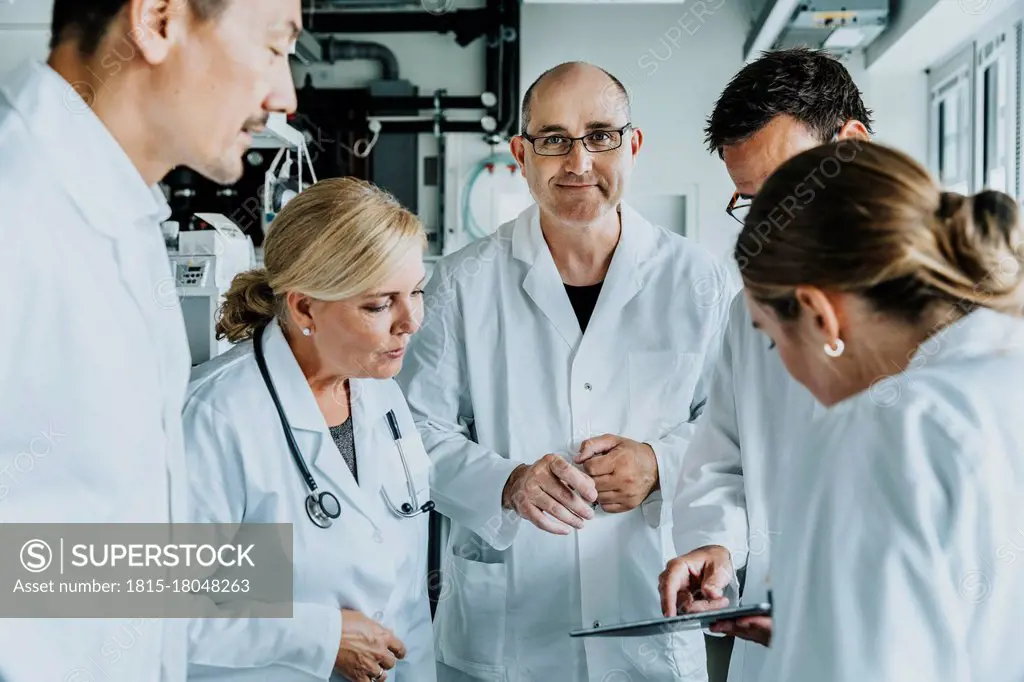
{"left": 216, "top": 177, "right": 425, "bottom": 342}
{"left": 736, "top": 141, "right": 1024, "bottom": 322}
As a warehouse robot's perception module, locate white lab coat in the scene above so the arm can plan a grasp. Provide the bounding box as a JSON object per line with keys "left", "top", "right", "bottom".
{"left": 182, "top": 322, "right": 436, "bottom": 682}
{"left": 397, "top": 203, "right": 736, "bottom": 681}
{"left": 762, "top": 307, "right": 1024, "bottom": 681}
{"left": 670, "top": 292, "right": 823, "bottom": 682}
{"left": 0, "top": 61, "right": 190, "bottom": 681}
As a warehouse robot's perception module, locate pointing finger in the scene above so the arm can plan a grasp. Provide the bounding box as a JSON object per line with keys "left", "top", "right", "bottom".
{"left": 700, "top": 561, "right": 734, "bottom": 601}
{"left": 660, "top": 559, "right": 693, "bottom": 617}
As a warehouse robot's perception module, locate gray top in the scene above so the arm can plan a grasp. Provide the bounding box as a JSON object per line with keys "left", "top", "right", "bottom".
{"left": 328, "top": 417, "right": 357, "bottom": 483}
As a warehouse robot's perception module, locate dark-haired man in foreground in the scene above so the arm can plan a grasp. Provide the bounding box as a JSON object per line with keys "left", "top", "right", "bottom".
{"left": 659, "top": 48, "right": 872, "bottom": 682}
{"left": 0, "top": 0, "right": 299, "bottom": 679}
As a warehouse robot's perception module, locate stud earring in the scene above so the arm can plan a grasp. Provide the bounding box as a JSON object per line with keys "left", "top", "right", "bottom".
{"left": 824, "top": 339, "right": 845, "bottom": 357}
{"left": 302, "top": 328, "right": 312, "bottom": 337}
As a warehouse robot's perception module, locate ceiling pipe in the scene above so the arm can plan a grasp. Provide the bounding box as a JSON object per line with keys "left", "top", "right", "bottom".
{"left": 321, "top": 37, "right": 400, "bottom": 80}
{"left": 302, "top": 8, "right": 494, "bottom": 47}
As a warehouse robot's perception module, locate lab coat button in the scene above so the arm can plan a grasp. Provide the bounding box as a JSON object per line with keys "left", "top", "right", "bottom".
{"left": 374, "top": 611, "right": 384, "bottom": 621}
{"left": 584, "top": 383, "right": 592, "bottom": 391}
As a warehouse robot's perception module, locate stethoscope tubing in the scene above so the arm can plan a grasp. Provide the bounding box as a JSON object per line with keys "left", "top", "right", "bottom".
{"left": 251, "top": 323, "right": 433, "bottom": 527}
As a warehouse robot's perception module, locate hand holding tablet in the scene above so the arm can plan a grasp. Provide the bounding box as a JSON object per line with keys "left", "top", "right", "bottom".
{"left": 568, "top": 599, "right": 772, "bottom": 638}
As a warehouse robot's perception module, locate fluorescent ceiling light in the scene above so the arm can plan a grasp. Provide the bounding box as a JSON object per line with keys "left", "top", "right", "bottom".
{"left": 823, "top": 26, "right": 866, "bottom": 49}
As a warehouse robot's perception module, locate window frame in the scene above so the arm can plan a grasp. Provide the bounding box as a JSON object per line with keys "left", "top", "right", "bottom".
{"left": 926, "top": 4, "right": 1024, "bottom": 200}
{"left": 928, "top": 44, "right": 975, "bottom": 194}
{"left": 972, "top": 22, "right": 1019, "bottom": 197}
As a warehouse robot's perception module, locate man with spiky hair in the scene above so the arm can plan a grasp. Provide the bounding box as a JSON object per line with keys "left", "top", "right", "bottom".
{"left": 659, "top": 48, "right": 872, "bottom": 682}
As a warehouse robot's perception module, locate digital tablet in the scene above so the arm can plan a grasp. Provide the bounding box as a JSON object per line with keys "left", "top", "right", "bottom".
{"left": 568, "top": 601, "right": 772, "bottom": 638}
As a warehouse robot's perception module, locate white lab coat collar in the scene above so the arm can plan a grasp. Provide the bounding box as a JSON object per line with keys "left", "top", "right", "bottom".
{"left": 510, "top": 202, "right": 657, "bottom": 348}
{"left": 258, "top": 321, "right": 390, "bottom": 434}
{"left": 908, "top": 306, "right": 1024, "bottom": 369}
{"left": 510, "top": 201, "right": 658, "bottom": 268}
{"left": 0, "top": 60, "right": 169, "bottom": 237}
{"left": 258, "top": 321, "right": 394, "bottom": 528}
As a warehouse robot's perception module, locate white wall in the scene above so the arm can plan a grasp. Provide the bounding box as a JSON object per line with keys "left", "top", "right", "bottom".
{"left": 841, "top": 52, "right": 929, "bottom": 163}
{"left": 521, "top": 1, "right": 751, "bottom": 261}
{"left": 0, "top": 0, "right": 53, "bottom": 74}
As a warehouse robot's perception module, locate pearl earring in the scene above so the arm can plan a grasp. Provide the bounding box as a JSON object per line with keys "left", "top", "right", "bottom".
{"left": 302, "top": 328, "right": 312, "bottom": 337}
{"left": 824, "top": 339, "right": 845, "bottom": 357}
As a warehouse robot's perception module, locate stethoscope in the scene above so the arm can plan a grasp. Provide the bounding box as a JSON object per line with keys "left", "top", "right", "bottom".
{"left": 253, "top": 324, "right": 434, "bottom": 529}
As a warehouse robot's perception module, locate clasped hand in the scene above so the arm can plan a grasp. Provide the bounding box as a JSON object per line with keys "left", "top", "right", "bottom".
{"left": 335, "top": 609, "right": 406, "bottom": 682}
{"left": 502, "top": 434, "right": 659, "bottom": 534}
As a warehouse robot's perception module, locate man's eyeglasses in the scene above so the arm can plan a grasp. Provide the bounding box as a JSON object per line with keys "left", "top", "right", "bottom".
{"left": 521, "top": 124, "right": 633, "bottom": 156}
{"left": 726, "top": 192, "right": 753, "bottom": 225}
{"left": 724, "top": 127, "right": 845, "bottom": 225}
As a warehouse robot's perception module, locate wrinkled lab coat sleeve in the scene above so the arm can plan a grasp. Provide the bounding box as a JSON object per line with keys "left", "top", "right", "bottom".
{"left": 647, "top": 275, "right": 739, "bottom": 535}
{"left": 768, "top": 400, "right": 973, "bottom": 682}
{"left": 183, "top": 399, "right": 342, "bottom": 679}
{"left": 398, "top": 262, "right": 524, "bottom": 551}
{"left": 670, "top": 295, "right": 749, "bottom": 570}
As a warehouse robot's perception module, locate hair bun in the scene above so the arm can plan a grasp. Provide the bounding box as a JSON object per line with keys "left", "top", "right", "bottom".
{"left": 972, "top": 189, "right": 1019, "bottom": 226}
{"left": 938, "top": 191, "right": 967, "bottom": 221}
{"left": 931, "top": 189, "right": 1024, "bottom": 313}
{"left": 215, "top": 269, "right": 277, "bottom": 343}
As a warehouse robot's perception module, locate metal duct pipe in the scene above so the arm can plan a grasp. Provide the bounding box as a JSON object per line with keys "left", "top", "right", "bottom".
{"left": 303, "top": 8, "right": 493, "bottom": 47}
{"left": 321, "top": 37, "right": 400, "bottom": 80}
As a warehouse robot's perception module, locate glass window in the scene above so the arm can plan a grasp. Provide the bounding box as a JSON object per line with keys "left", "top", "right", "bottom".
{"left": 932, "top": 74, "right": 972, "bottom": 194}
{"left": 928, "top": 18, "right": 1022, "bottom": 199}
{"left": 978, "top": 47, "right": 1011, "bottom": 192}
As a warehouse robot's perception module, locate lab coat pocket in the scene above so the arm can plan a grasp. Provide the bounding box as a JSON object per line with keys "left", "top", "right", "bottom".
{"left": 436, "top": 554, "right": 507, "bottom": 679}
{"left": 627, "top": 351, "right": 703, "bottom": 428}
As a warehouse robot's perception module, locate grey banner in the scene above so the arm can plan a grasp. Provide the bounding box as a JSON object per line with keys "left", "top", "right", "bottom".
{"left": 1, "top": 524, "right": 293, "bottom": 618}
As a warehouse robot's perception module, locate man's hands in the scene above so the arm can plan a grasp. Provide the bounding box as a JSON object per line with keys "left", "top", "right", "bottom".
{"left": 660, "top": 546, "right": 772, "bottom": 647}
{"left": 502, "top": 454, "right": 598, "bottom": 534}
{"left": 335, "top": 609, "right": 406, "bottom": 682}
{"left": 710, "top": 616, "right": 772, "bottom": 647}
{"left": 658, "top": 545, "right": 734, "bottom": 617}
{"left": 500, "top": 435, "right": 659, "bottom": 534}
{"left": 575, "top": 435, "right": 659, "bottom": 513}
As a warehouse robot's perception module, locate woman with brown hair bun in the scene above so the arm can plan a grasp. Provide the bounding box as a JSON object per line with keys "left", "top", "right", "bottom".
{"left": 182, "top": 177, "right": 436, "bottom": 682}
{"left": 732, "top": 141, "right": 1024, "bottom": 681}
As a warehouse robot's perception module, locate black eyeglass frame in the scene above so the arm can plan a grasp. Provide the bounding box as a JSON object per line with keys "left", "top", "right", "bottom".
{"left": 724, "top": 128, "right": 845, "bottom": 224}
{"left": 726, "top": 192, "right": 753, "bottom": 225}
{"left": 520, "top": 124, "right": 634, "bottom": 156}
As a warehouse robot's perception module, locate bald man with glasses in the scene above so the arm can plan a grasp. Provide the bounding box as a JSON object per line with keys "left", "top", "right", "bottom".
{"left": 399, "top": 61, "right": 735, "bottom": 682}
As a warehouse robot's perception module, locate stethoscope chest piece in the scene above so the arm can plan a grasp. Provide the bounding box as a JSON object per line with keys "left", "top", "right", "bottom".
{"left": 306, "top": 490, "right": 341, "bottom": 529}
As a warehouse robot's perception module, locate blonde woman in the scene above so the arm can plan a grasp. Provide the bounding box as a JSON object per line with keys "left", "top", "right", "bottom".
{"left": 182, "top": 177, "right": 435, "bottom": 682}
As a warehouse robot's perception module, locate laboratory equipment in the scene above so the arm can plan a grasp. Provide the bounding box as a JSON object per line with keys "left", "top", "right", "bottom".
{"left": 170, "top": 213, "right": 255, "bottom": 365}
